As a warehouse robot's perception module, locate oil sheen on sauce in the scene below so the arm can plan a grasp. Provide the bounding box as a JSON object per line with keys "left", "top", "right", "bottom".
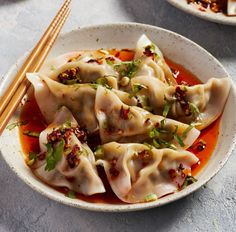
{"left": 19, "top": 49, "right": 220, "bottom": 204}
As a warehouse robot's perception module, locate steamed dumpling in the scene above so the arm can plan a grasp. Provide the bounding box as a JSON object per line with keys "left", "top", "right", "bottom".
{"left": 95, "top": 86, "right": 200, "bottom": 149}
{"left": 27, "top": 73, "right": 98, "bottom": 132}
{"left": 134, "top": 34, "right": 177, "bottom": 86}
{"left": 40, "top": 50, "right": 120, "bottom": 88}
{"left": 131, "top": 76, "right": 231, "bottom": 130}
{"left": 27, "top": 73, "right": 137, "bottom": 133}
{"left": 31, "top": 106, "right": 105, "bottom": 195}
{"left": 96, "top": 142, "right": 198, "bottom": 203}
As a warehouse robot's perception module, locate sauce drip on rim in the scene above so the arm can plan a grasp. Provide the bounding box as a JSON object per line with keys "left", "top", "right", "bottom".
{"left": 19, "top": 49, "right": 220, "bottom": 204}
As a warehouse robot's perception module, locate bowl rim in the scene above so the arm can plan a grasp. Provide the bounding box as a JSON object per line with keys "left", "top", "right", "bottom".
{"left": 0, "top": 22, "right": 236, "bottom": 212}
{"left": 166, "top": 0, "right": 236, "bottom": 26}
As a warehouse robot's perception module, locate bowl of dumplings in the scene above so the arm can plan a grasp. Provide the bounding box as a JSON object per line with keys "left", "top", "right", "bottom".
{"left": 0, "top": 23, "right": 235, "bottom": 212}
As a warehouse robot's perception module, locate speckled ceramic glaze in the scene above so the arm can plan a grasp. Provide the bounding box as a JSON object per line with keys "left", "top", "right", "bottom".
{"left": 0, "top": 23, "right": 235, "bottom": 212}
{"left": 167, "top": 0, "right": 236, "bottom": 26}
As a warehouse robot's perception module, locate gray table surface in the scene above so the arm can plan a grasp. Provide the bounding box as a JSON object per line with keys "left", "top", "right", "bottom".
{"left": 0, "top": 0, "right": 235, "bottom": 231}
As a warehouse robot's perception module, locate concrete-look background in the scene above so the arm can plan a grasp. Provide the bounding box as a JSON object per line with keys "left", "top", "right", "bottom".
{"left": 0, "top": 1, "right": 235, "bottom": 231}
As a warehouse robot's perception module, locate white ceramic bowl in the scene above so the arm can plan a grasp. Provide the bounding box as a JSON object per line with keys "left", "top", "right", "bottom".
{"left": 167, "top": 0, "right": 236, "bottom": 26}
{"left": 0, "top": 23, "right": 235, "bottom": 212}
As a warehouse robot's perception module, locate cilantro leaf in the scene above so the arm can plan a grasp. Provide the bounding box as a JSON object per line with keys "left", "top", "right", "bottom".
{"left": 45, "top": 140, "right": 65, "bottom": 171}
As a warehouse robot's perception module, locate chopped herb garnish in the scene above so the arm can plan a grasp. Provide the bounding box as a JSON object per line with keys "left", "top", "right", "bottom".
{"left": 92, "top": 78, "right": 112, "bottom": 90}
{"left": 136, "top": 95, "right": 153, "bottom": 112}
{"left": 45, "top": 139, "right": 65, "bottom": 171}
{"left": 129, "top": 84, "right": 147, "bottom": 98}
{"left": 94, "top": 146, "right": 104, "bottom": 159}
{"left": 6, "top": 121, "right": 28, "bottom": 130}
{"left": 162, "top": 102, "right": 171, "bottom": 118}
{"left": 45, "top": 143, "right": 54, "bottom": 171}
{"left": 143, "top": 142, "right": 153, "bottom": 149}
{"left": 23, "top": 130, "right": 40, "bottom": 138}
{"left": 189, "top": 102, "right": 200, "bottom": 120}
{"left": 50, "top": 65, "right": 56, "bottom": 71}
{"left": 60, "top": 120, "right": 72, "bottom": 130}
{"left": 152, "top": 139, "right": 161, "bottom": 149}
{"left": 143, "top": 44, "right": 160, "bottom": 61}
{"left": 105, "top": 57, "right": 115, "bottom": 65}
{"left": 160, "top": 119, "right": 166, "bottom": 129}
{"left": 66, "top": 190, "right": 76, "bottom": 199}
{"left": 182, "top": 124, "right": 194, "bottom": 139}
{"left": 96, "top": 77, "right": 108, "bottom": 86}
{"left": 89, "top": 84, "right": 99, "bottom": 90}
{"left": 144, "top": 193, "right": 157, "bottom": 202}
{"left": 181, "top": 175, "right": 197, "bottom": 190}
{"left": 114, "top": 60, "right": 141, "bottom": 78}
{"left": 173, "top": 134, "right": 185, "bottom": 147}
{"left": 27, "top": 152, "right": 38, "bottom": 166}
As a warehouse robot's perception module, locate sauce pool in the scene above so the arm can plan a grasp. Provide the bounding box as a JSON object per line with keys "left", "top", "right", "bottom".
{"left": 19, "top": 50, "right": 220, "bottom": 203}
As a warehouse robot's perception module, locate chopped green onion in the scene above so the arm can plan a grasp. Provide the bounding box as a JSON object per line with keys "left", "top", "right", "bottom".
{"left": 144, "top": 193, "right": 157, "bottom": 202}
{"left": 153, "top": 139, "right": 161, "bottom": 149}
{"left": 160, "top": 119, "right": 166, "bottom": 129}
{"left": 148, "top": 128, "right": 160, "bottom": 139}
{"left": 27, "top": 152, "right": 38, "bottom": 166}
{"left": 173, "top": 134, "right": 185, "bottom": 147}
{"left": 60, "top": 120, "right": 72, "bottom": 130}
{"left": 143, "top": 142, "right": 153, "bottom": 149}
{"left": 63, "top": 79, "right": 79, "bottom": 85}
{"left": 105, "top": 58, "right": 114, "bottom": 65}
{"left": 181, "top": 175, "right": 197, "bottom": 190}
{"left": 23, "top": 130, "right": 40, "bottom": 138}
{"left": 114, "top": 59, "right": 141, "bottom": 78}
{"left": 182, "top": 124, "right": 194, "bottom": 139}
{"left": 189, "top": 102, "right": 200, "bottom": 119}
{"left": 6, "top": 121, "right": 28, "bottom": 130}
{"left": 66, "top": 190, "right": 76, "bottom": 199}
{"left": 96, "top": 77, "right": 108, "bottom": 86}
{"left": 94, "top": 146, "right": 104, "bottom": 159}
{"left": 50, "top": 65, "right": 56, "bottom": 71}
{"left": 89, "top": 84, "right": 99, "bottom": 90}
{"left": 162, "top": 103, "right": 171, "bottom": 118}
{"left": 129, "top": 84, "right": 147, "bottom": 98}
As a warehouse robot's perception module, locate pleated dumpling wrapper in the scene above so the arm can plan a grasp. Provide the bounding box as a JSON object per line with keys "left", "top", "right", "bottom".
{"left": 96, "top": 142, "right": 199, "bottom": 203}
{"left": 27, "top": 73, "right": 137, "bottom": 133}
{"left": 131, "top": 76, "right": 231, "bottom": 130}
{"left": 95, "top": 86, "right": 200, "bottom": 149}
{"left": 30, "top": 106, "right": 105, "bottom": 195}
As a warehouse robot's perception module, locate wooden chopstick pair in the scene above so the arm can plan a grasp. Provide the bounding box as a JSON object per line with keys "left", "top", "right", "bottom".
{"left": 0, "top": 0, "right": 71, "bottom": 135}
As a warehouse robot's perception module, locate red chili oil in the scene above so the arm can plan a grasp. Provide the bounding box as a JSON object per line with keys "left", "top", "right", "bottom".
{"left": 19, "top": 49, "right": 220, "bottom": 204}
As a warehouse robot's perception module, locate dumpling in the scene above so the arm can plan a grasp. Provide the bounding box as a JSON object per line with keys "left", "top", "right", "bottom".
{"left": 96, "top": 142, "right": 198, "bottom": 203}
{"left": 164, "top": 78, "right": 231, "bottom": 130}
{"left": 134, "top": 34, "right": 177, "bottom": 86}
{"left": 131, "top": 75, "right": 166, "bottom": 115}
{"left": 39, "top": 51, "right": 81, "bottom": 76}
{"left": 27, "top": 73, "right": 98, "bottom": 132}
{"left": 131, "top": 76, "right": 231, "bottom": 130}
{"left": 27, "top": 73, "right": 137, "bottom": 133}
{"left": 31, "top": 106, "right": 105, "bottom": 195}
{"left": 40, "top": 50, "right": 121, "bottom": 88}
{"left": 95, "top": 86, "right": 200, "bottom": 149}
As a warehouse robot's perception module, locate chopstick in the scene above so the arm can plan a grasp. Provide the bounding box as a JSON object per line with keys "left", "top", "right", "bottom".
{"left": 0, "top": 1, "right": 71, "bottom": 135}
{"left": 0, "top": 0, "right": 71, "bottom": 115}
